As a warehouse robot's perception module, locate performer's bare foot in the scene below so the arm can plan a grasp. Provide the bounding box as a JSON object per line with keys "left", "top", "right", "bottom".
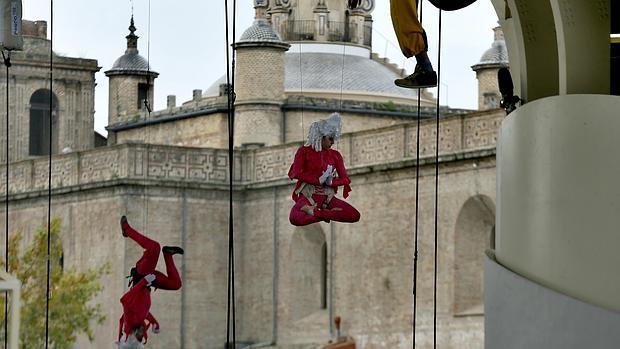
{"left": 301, "top": 205, "right": 315, "bottom": 216}
{"left": 120, "top": 216, "right": 129, "bottom": 237}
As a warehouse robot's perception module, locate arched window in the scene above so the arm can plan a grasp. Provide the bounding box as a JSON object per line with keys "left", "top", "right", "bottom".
{"left": 289, "top": 225, "right": 327, "bottom": 320}
{"left": 454, "top": 195, "right": 495, "bottom": 316}
{"left": 29, "top": 89, "right": 59, "bottom": 156}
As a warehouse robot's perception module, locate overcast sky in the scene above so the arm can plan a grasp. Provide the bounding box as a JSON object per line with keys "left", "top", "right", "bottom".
{"left": 23, "top": 0, "right": 499, "bottom": 135}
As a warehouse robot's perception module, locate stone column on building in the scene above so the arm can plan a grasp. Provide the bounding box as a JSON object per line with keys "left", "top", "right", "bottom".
{"left": 269, "top": 2, "right": 290, "bottom": 41}
{"left": 471, "top": 26, "right": 509, "bottom": 110}
{"left": 234, "top": 19, "right": 290, "bottom": 147}
{"left": 313, "top": 0, "right": 329, "bottom": 42}
{"left": 349, "top": 8, "right": 366, "bottom": 45}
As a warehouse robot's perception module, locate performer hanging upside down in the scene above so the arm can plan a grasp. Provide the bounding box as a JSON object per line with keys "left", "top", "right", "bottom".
{"left": 288, "top": 113, "right": 361, "bottom": 226}
{"left": 348, "top": 0, "right": 437, "bottom": 89}
{"left": 117, "top": 216, "right": 184, "bottom": 348}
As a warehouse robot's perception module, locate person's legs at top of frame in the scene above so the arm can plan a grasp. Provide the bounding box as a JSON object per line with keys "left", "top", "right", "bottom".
{"left": 390, "top": 0, "right": 438, "bottom": 88}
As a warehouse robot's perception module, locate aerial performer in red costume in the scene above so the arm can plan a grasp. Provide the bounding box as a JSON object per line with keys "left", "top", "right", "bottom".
{"left": 116, "top": 216, "right": 184, "bottom": 348}
{"left": 288, "top": 113, "right": 361, "bottom": 226}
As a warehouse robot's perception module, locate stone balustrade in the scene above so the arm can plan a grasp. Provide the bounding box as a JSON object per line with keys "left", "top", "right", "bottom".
{"left": 0, "top": 111, "right": 503, "bottom": 196}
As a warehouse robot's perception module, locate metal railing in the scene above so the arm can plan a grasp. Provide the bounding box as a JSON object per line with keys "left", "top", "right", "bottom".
{"left": 279, "top": 20, "right": 372, "bottom": 47}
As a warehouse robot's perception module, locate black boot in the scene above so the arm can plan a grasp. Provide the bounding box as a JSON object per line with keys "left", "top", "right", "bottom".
{"left": 120, "top": 216, "right": 129, "bottom": 237}
{"left": 162, "top": 246, "right": 184, "bottom": 255}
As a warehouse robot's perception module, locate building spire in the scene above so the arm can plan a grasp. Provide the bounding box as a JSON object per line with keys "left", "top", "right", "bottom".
{"left": 126, "top": 16, "right": 139, "bottom": 54}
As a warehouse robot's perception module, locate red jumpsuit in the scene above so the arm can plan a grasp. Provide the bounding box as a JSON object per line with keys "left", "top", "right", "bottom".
{"left": 122, "top": 221, "right": 183, "bottom": 291}
{"left": 288, "top": 145, "right": 360, "bottom": 226}
{"left": 118, "top": 278, "right": 159, "bottom": 343}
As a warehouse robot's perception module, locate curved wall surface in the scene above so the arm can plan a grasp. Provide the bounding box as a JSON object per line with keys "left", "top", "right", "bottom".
{"left": 496, "top": 94, "right": 620, "bottom": 312}
{"left": 485, "top": 255, "right": 620, "bottom": 349}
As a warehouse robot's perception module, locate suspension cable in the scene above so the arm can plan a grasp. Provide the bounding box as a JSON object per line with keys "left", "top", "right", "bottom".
{"left": 224, "top": 0, "right": 237, "bottom": 347}
{"left": 433, "top": 9, "right": 442, "bottom": 349}
{"left": 339, "top": 37, "right": 346, "bottom": 112}
{"left": 2, "top": 47, "right": 10, "bottom": 349}
{"left": 297, "top": 10, "right": 305, "bottom": 140}
{"left": 412, "top": 4, "right": 424, "bottom": 349}
{"left": 45, "top": 0, "right": 54, "bottom": 347}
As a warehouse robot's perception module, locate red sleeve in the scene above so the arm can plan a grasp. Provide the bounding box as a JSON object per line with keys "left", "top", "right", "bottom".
{"left": 330, "top": 151, "right": 352, "bottom": 198}
{"left": 118, "top": 315, "right": 124, "bottom": 341}
{"left": 288, "top": 146, "right": 321, "bottom": 185}
{"left": 146, "top": 312, "right": 159, "bottom": 329}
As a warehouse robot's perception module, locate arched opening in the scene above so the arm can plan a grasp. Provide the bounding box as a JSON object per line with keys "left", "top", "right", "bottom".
{"left": 454, "top": 195, "right": 495, "bottom": 316}
{"left": 29, "top": 89, "right": 59, "bottom": 156}
{"left": 289, "top": 225, "right": 327, "bottom": 320}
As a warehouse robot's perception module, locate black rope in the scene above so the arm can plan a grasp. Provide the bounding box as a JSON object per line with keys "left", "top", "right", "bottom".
{"left": 433, "top": 9, "right": 442, "bottom": 349}
{"left": 412, "top": 2, "right": 424, "bottom": 348}
{"left": 144, "top": 0, "right": 152, "bottom": 115}
{"left": 297, "top": 10, "right": 305, "bottom": 139}
{"left": 2, "top": 48, "right": 11, "bottom": 349}
{"left": 45, "top": 0, "right": 54, "bottom": 347}
{"left": 224, "top": 0, "right": 237, "bottom": 347}
{"left": 338, "top": 41, "right": 346, "bottom": 112}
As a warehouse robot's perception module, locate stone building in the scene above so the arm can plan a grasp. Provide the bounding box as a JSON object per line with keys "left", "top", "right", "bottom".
{"left": 0, "top": 20, "right": 100, "bottom": 163}
{"left": 0, "top": 1, "right": 509, "bottom": 348}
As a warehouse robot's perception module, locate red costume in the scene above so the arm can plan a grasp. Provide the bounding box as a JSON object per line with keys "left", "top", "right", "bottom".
{"left": 122, "top": 221, "right": 183, "bottom": 291}
{"left": 118, "top": 278, "right": 158, "bottom": 343}
{"left": 118, "top": 219, "right": 183, "bottom": 343}
{"left": 288, "top": 145, "right": 360, "bottom": 226}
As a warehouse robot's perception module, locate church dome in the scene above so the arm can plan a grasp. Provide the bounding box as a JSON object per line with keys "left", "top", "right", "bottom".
{"left": 204, "top": 47, "right": 426, "bottom": 103}
{"left": 284, "top": 52, "right": 416, "bottom": 99}
{"left": 238, "top": 19, "right": 284, "bottom": 44}
{"left": 472, "top": 26, "right": 509, "bottom": 70}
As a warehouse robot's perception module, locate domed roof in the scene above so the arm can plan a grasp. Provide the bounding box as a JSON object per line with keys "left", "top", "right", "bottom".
{"left": 110, "top": 52, "right": 150, "bottom": 72}
{"left": 238, "top": 19, "right": 284, "bottom": 44}
{"left": 478, "top": 40, "right": 508, "bottom": 65}
{"left": 284, "top": 52, "right": 415, "bottom": 98}
{"left": 204, "top": 51, "right": 421, "bottom": 101}
{"left": 472, "top": 27, "right": 509, "bottom": 71}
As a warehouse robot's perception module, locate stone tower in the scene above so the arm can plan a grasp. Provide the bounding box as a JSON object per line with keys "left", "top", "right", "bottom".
{"left": 105, "top": 16, "right": 158, "bottom": 132}
{"left": 233, "top": 3, "right": 290, "bottom": 147}
{"left": 471, "top": 26, "right": 509, "bottom": 110}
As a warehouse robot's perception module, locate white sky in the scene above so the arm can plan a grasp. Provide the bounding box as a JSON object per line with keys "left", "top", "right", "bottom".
{"left": 23, "top": 0, "right": 499, "bottom": 136}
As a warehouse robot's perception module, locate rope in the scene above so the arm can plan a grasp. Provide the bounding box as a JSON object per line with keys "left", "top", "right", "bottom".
{"left": 297, "top": 11, "right": 305, "bottom": 140}
{"left": 2, "top": 48, "right": 11, "bottom": 349}
{"left": 433, "top": 9, "right": 443, "bottom": 349}
{"left": 412, "top": 3, "right": 424, "bottom": 348}
{"left": 338, "top": 40, "right": 346, "bottom": 112}
{"left": 224, "top": 0, "right": 237, "bottom": 347}
{"left": 142, "top": 0, "right": 152, "bottom": 240}
{"left": 45, "top": 0, "right": 55, "bottom": 347}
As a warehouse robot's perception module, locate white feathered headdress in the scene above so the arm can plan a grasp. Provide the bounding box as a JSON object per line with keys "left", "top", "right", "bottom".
{"left": 305, "top": 112, "right": 342, "bottom": 151}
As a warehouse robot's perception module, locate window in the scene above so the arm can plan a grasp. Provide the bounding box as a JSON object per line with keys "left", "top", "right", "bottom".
{"left": 138, "top": 83, "right": 149, "bottom": 110}
{"left": 29, "top": 89, "right": 58, "bottom": 156}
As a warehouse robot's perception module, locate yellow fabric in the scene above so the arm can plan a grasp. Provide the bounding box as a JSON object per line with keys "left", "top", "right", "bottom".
{"left": 390, "top": 0, "right": 426, "bottom": 58}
